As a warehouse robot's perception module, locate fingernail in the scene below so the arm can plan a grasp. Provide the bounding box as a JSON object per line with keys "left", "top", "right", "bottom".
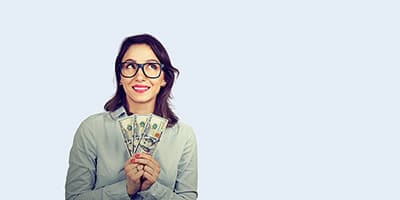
{"left": 130, "top": 158, "right": 136, "bottom": 163}
{"left": 134, "top": 153, "right": 140, "bottom": 159}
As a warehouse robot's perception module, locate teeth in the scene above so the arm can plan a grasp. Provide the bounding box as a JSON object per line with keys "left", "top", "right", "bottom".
{"left": 134, "top": 87, "right": 148, "bottom": 91}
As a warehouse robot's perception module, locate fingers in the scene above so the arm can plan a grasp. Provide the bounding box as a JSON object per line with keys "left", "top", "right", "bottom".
{"left": 137, "top": 164, "right": 144, "bottom": 171}
{"left": 132, "top": 153, "right": 160, "bottom": 180}
{"left": 142, "top": 170, "right": 157, "bottom": 182}
{"left": 125, "top": 164, "right": 142, "bottom": 181}
{"left": 125, "top": 164, "right": 141, "bottom": 175}
{"left": 133, "top": 154, "right": 160, "bottom": 172}
{"left": 143, "top": 165, "right": 154, "bottom": 175}
{"left": 126, "top": 153, "right": 160, "bottom": 192}
{"left": 124, "top": 159, "right": 144, "bottom": 195}
{"left": 140, "top": 153, "right": 160, "bottom": 167}
{"left": 125, "top": 169, "right": 143, "bottom": 195}
{"left": 125, "top": 158, "right": 144, "bottom": 182}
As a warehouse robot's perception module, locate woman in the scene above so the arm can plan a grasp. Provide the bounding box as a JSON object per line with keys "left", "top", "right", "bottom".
{"left": 65, "top": 34, "right": 198, "bottom": 200}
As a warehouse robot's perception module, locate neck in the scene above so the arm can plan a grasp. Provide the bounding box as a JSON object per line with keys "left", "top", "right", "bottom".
{"left": 127, "top": 101, "right": 155, "bottom": 115}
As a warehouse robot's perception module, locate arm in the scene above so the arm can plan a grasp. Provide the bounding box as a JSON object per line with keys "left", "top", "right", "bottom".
{"left": 134, "top": 126, "right": 198, "bottom": 200}
{"left": 65, "top": 121, "right": 131, "bottom": 200}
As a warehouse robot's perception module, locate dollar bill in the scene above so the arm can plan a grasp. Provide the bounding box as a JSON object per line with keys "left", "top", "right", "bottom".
{"left": 135, "top": 114, "right": 168, "bottom": 155}
{"left": 117, "top": 116, "right": 135, "bottom": 156}
{"left": 133, "top": 114, "right": 151, "bottom": 153}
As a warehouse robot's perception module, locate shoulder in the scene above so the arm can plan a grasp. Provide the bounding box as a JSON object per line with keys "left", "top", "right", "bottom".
{"left": 78, "top": 111, "right": 117, "bottom": 129}
{"left": 72, "top": 108, "right": 124, "bottom": 148}
{"left": 168, "top": 121, "right": 197, "bottom": 141}
{"left": 80, "top": 106, "right": 125, "bottom": 127}
{"left": 75, "top": 111, "right": 112, "bottom": 138}
{"left": 81, "top": 111, "right": 110, "bottom": 124}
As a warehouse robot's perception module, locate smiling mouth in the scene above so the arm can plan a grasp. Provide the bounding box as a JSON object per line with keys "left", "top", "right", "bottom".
{"left": 132, "top": 86, "right": 150, "bottom": 93}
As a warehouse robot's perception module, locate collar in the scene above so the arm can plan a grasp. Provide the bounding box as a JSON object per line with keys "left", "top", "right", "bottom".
{"left": 109, "top": 106, "right": 128, "bottom": 120}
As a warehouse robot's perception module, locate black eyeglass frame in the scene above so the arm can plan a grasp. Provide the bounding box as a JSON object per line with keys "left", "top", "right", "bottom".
{"left": 120, "top": 62, "right": 165, "bottom": 79}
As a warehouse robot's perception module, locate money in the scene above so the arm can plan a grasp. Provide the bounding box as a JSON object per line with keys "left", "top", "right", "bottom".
{"left": 133, "top": 114, "right": 151, "bottom": 153}
{"left": 117, "top": 116, "right": 135, "bottom": 156}
{"left": 135, "top": 114, "right": 168, "bottom": 155}
{"left": 118, "top": 113, "right": 168, "bottom": 156}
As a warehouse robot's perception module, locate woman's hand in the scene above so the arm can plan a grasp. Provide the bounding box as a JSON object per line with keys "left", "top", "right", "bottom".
{"left": 134, "top": 153, "right": 161, "bottom": 191}
{"left": 124, "top": 155, "right": 144, "bottom": 195}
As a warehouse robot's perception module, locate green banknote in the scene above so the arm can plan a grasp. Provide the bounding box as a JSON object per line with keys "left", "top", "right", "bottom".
{"left": 135, "top": 114, "right": 168, "bottom": 155}
{"left": 133, "top": 114, "right": 151, "bottom": 153}
{"left": 117, "top": 116, "right": 134, "bottom": 156}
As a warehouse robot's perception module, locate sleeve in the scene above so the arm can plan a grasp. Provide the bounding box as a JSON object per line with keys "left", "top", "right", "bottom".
{"left": 65, "top": 120, "right": 131, "bottom": 200}
{"left": 133, "top": 125, "right": 198, "bottom": 200}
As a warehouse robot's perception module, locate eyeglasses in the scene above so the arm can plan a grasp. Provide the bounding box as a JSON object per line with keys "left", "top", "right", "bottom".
{"left": 120, "top": 61, "right": 164, "bottom": 79}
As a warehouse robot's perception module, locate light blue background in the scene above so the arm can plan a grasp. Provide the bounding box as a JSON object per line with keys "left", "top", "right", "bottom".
{"left": 0, "top": 1, "right": 399, "bottom": 199}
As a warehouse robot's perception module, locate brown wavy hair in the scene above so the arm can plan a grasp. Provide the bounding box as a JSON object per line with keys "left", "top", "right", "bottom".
{"left": 104, "top": 34, "right": 180, "bottom": 127}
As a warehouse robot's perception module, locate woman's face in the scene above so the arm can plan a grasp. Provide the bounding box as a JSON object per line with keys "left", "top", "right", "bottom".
{"left": 120, "top": 44, "right": 166, "bottom": 109}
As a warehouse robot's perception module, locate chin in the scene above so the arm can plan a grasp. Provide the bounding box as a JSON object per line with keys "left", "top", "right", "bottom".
{"left": 130, "top": 95, "right": 156, "bottom": 104}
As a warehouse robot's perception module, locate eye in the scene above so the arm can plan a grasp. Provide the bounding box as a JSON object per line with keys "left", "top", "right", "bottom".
{"left": 122, "top": 62, "right": 137, "bottom": 70}
{"left": 127, "top": 63, "right": 137, "bottom": 69}
{"left": 147, "top": 63, "right": 160, "bottom": 70}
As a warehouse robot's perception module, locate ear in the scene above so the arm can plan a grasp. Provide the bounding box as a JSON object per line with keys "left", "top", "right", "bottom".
{"left": 161, "top": 79, "right": 167, "bottom": 87}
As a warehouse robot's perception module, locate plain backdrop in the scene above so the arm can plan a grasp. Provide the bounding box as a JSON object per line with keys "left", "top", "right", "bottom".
{"left": 0, "top": 1, "right": 399, "bottom": 199}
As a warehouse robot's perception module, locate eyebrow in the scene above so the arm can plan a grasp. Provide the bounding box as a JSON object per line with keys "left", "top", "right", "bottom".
{"left": 122, "top": 59, "right": 160, "bottom": 63}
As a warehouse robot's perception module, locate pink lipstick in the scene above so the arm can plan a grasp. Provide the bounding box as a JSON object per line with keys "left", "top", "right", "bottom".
{"left": 132, "top": 84, "right": 149, "bottom": 93}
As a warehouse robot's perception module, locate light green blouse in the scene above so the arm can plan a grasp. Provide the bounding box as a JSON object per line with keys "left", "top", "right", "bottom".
{"left": 65, "top": 106, "right": 198, "bottom": 200}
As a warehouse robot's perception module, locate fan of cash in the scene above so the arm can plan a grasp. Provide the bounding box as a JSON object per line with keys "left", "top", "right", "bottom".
{"left": 118, "top": 114, "right": 168, "bottom": 156}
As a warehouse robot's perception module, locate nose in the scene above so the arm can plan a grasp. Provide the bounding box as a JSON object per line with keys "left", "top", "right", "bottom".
{"left": 134, "top": 68, "right": 146, "bottom": 81}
